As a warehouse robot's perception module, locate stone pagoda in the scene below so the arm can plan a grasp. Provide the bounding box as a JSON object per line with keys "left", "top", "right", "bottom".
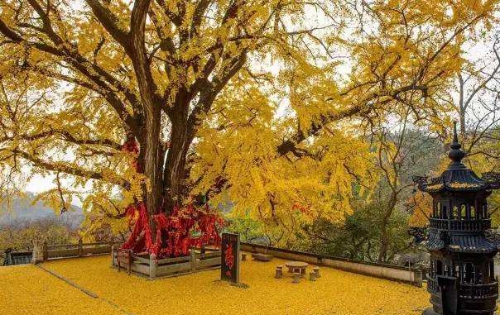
{"left": 415, "top": 123, "right": 500, "bottom": 315}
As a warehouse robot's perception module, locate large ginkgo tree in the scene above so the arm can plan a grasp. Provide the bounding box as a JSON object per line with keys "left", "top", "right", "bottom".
{"left": 0, "top": 0, "right": 497, "bottom": 249}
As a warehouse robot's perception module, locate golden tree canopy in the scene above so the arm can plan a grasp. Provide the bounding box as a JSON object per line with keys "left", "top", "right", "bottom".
{"left": 0, "top": 0, "right": 498, "bottom": 238}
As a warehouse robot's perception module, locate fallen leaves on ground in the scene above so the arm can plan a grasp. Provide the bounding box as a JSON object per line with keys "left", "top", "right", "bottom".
{"left": 1, "top": 255, "right": 429, "bottom": 315}
{"left": 0, "top": 264, "right": 122, "bottom": 315}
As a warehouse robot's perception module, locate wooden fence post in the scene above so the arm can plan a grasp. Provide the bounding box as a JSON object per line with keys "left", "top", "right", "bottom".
{"left": 190, "top": 249, "right": 197, "bottom": 272}
{"left": 111, "top": 245, "right": 115, "bottom": 267}
{"left": 78, "top": 238, "right": 83, "bottom": 257}
{"left": 42, "top": 242, "right": 48, "bottom": 261}
{"left": 150, "top": 254, "right": 157, "bottom": 279}
{"left": 32, "top": 242, "right": 40, "bottom": 264}
{"left": 414, "top": 269, "right": 423, "bottom": 287}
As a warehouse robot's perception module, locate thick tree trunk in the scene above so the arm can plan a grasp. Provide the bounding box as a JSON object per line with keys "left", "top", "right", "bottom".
{"left": 142, "top": 108, "right": 163, "bottom": 216}
{"left": 163, "top": 105, "right": 191, "bottom": 212}
{"left": 378, "top": 224, "right": 389, "bottom": 263}
{"left": 127, "top": 0, "right": 164, "bottom": 223}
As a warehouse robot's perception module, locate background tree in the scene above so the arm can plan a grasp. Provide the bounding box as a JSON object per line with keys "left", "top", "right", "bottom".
{"left": 372, "top": 118, "right": 442, "bottom": 262}
{"left": 455, "top": 39, "right": 500, "bottom": 145}
{"left": 409, "top": 36, "right": 500, "bottom": 227}
{"left": 302, "top": 125, "right": 442, "bottom": 262}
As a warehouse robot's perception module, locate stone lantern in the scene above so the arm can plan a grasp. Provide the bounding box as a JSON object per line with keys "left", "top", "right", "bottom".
{"left": 414, "top": 123, "right": 499, "bottom": 315}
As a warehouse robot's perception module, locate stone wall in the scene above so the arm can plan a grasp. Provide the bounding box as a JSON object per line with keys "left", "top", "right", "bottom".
{"left": 241, "top": 242, "right": 423, "bottom": 287}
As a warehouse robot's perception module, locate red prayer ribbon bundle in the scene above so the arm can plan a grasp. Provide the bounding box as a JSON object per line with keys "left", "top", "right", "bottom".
{"left": 120, "top": 136, "right": 223, "bottom": 257}
{"left": 121, "top": 202, "right": 224, "bottom": 258}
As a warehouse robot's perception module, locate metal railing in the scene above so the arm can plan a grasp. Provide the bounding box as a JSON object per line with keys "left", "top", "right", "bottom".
{"left": 459, "top": 282, "right": 498, "bottom": 299}
{"left": 427, "top": 276, "right": 498, "bottom": 300}
{"left": 430, "top": 218, "right": 491, "bottom": 231}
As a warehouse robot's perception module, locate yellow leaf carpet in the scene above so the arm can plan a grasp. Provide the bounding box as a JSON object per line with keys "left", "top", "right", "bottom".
{"left": 1, "top": 255, "right": 430, "bottom": 315}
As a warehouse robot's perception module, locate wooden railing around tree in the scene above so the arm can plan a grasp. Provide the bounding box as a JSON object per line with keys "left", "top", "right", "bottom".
{"left": 5, "top": 240, "right": 428, "bottom": 287}
{"left": 40, "top": 240, "right": 116, "bottom": 261}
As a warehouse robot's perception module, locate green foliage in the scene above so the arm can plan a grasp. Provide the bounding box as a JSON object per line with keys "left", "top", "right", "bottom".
{"left": 302, "top": 199, "right": 411, "bottom": 261}
{"left": 227, "top": 214, "right": 263, "bottom": 244}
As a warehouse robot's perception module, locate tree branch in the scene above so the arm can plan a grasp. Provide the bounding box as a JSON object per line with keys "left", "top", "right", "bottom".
{"left": 84, "top": 0, "right": 131, "bottom": 51}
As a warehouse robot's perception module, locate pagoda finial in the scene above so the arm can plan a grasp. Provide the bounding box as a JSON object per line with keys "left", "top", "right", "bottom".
{"left": 448, "top": 121, "right": 466, "bottom": 164}
{"left": 452, "top": 121, "right": 459, "bottom": 146}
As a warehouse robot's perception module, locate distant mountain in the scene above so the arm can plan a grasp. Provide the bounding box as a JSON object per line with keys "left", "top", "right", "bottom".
{"left": 0, "top": 194, "right": 84, "bottom": 229}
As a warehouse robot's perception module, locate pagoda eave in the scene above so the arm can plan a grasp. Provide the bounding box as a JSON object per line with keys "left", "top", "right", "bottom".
{"left": 427, "top": 232, "right": 498, "bottom": 253}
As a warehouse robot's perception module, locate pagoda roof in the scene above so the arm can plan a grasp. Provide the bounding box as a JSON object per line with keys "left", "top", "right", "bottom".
{"left": 427, "top": 233, "right": 498, "bottom": 254}
{"left": 416, "top": 169, "right": 490, "bottom": 193}
{"left": 414, "top": 123, "right": 500, "bottom": 193}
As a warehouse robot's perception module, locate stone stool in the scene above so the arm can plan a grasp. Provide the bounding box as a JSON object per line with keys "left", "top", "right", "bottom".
{"left": 275, "top": 265, "right": 283, "bottom": 279}
{"left": 241, "top": 253, "right": 247, "bottom": 261}
{"left": 309, "top": 271, "right": 317, "bottom": 281}
{"left": 313, "top": 266, "right": 320, "bottom": 278}
{"left": 292, "top": 272, "right": 301, "bottom": 284}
